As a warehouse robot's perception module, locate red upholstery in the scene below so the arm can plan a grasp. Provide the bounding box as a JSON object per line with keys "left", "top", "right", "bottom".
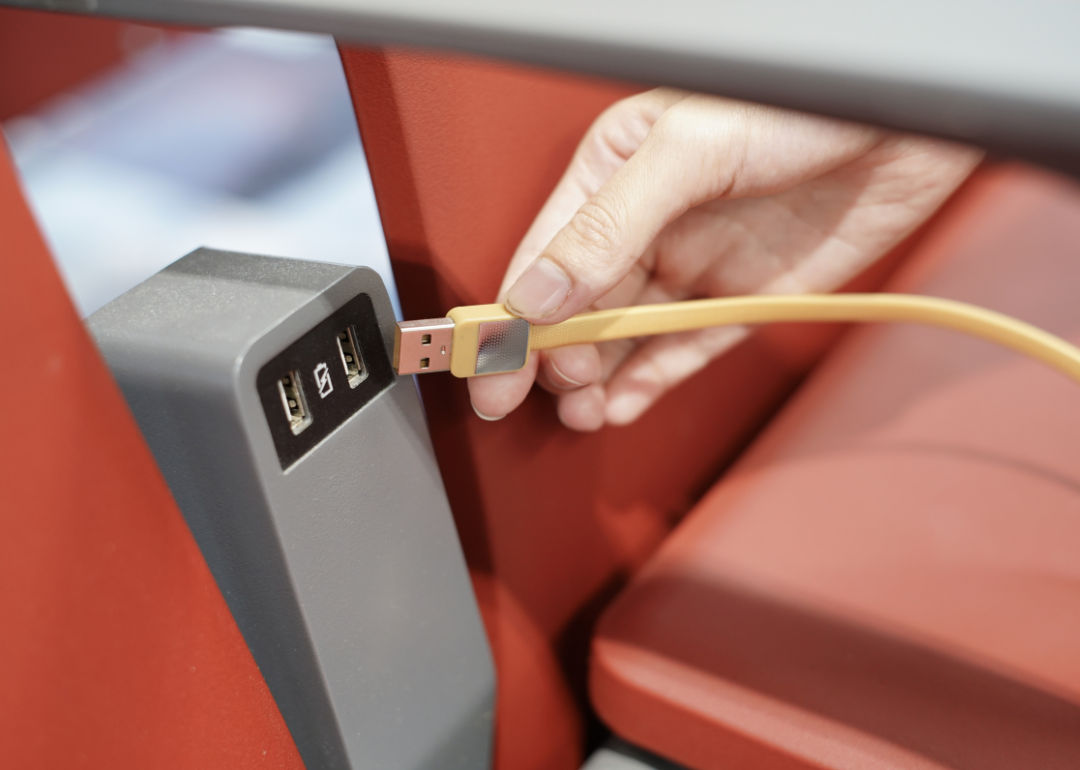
{"left": 342, "top": 47, "right": 923, "bottom": 769}
{"left": 0, "top": 7, "right": 179, "bottom": 120}
{"left": 592, "top": 164, "right": 1080, "bottom": 769}
{"left": 0, "top": 138, "right": 302, "bottom": 766}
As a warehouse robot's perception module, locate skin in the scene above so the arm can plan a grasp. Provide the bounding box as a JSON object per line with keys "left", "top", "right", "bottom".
{"left": 468, "top": 89, "right": 983, "bottom": 430}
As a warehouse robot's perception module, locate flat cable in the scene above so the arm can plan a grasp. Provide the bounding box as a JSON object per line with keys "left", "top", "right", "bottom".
{"left": 393, "top": 294, "right": 1080, "bottom": 384}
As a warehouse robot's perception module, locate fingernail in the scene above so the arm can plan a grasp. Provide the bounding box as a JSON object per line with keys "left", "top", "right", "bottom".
{"left": 505, "top": 258, "right": 571, "bottom": 319}
{"left": 472, "top": 402, "right": 505, "bottom": 422}
{"left": 606, "top": 392, "right": 650, "bottom": 425}
{"left": 549, "top": 359, "right": 586, "bottom": 389}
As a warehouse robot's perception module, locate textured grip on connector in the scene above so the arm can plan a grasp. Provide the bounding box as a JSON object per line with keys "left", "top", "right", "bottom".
{"left": 475, "top": 319, "right": 530, "bottom": 375}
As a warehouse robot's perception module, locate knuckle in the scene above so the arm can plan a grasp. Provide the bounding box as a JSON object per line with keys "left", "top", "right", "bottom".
{"left": 647, "top": 101, "right": 701, "bottom": 145}
{"left": 581, "top": 93, "right": 655, "bottom": 161}
{"left": 646, "top": 111, "right": 680, "bottom": 145}
{"left": 641, "top": 353, "right": 675, "bottom": 391}
{"left": 602, "top": 90, "right": 658, "bottom": 126}
{"left": 568, "top": 199, "right": 622, "bottom": 260}
{"left": 595, "top": 89, "right": 686, "bottom": 157}
{"left": 594, "top": 98, "right": 632, "bottom": 133}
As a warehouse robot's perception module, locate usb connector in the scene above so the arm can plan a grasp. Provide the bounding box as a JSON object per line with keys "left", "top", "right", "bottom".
{"left": 394, "top": 318, "right": 455, "bottom": 374}
{"left": 394, "top": 304, "right": 531, "bottom": 377}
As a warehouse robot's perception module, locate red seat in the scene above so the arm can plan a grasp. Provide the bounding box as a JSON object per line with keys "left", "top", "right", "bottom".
{"left": 591, "top": 164, "right": 1080, "bottom": 769}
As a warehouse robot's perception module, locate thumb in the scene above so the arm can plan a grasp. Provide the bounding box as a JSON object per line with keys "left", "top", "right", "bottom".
{"left": 503, "top": 119, "right": 707, "bottom": 323}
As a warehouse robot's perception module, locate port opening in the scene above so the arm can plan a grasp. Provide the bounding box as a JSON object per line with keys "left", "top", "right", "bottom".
{"left": 277, "top": 371, "right": 312, "bottom": 435}
{"left": 336, "top": 325, "right": 368, "bottom": 388}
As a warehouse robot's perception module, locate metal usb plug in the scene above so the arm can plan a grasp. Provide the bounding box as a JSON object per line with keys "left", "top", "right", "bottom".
{"left": 394, "top": 318, "right": 454, "bottom": 374}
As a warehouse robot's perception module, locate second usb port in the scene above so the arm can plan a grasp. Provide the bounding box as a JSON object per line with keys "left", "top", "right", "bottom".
{"left": 336, "top": 325, "right": 367, "bottom": 388}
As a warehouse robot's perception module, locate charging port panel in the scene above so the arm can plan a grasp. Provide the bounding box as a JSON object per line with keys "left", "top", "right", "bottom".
{"left": 257, "top": 293, "right": 394, "bottom": 469}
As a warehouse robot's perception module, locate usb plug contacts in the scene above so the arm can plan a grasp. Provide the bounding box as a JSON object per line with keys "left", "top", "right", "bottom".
{"left": 393, "top": 318, "right": 455, "bottom": 374}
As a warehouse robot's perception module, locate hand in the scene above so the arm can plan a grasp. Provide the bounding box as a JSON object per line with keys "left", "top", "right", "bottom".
{"left": 468, "top": 89, "right": 982, "bottom": 430}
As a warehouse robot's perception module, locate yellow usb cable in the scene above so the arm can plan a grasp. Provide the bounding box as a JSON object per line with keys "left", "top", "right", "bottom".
{"left": 393, "top": 294, "right": 1080, "bottom": 384}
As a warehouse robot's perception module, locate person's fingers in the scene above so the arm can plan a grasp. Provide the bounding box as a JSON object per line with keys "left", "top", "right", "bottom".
{"left": 467, "top": 356, "right": 539, "bottom": 421}
{"left": 543, "top": 257, "right": 662, "bottom": 390}
{"left": 503, "top": 136, "right": 697, "bottom": 323}
{"left": 598, "top": 338, "right": 638, "bottom": 381}
{"left": 604, "top": 324, "right": 750, "bottom": 425}
{"left": 468, "top": 91, "right": 683, "bottom": 423}
{"left": 498, "top": 89, "right": 688, "bottom": 298}
{"left": 588, "top": 278, "right": 691, "bottom": 385}
{"left": 536, "top": 345, "right": 602, "bottom": 393}
{"left": 555, "top": 384, "right": 606, "bottom": 432}
{"left": 503, "top": 96, "right": 883, "bottom": 325}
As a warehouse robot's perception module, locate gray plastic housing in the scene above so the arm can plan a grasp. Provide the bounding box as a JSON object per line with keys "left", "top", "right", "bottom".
{"left": 89, "top": 249, "right": 494, "bottom": 770}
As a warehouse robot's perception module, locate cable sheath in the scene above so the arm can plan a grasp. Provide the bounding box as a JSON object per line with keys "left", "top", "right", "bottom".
{"left": 528, "top": 294, "right": 1080, "bottom": 384}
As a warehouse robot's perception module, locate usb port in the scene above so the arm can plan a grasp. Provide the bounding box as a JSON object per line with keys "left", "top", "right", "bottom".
{"left": 277, "top": 371, "right": 312, "bottom": 435}
{"left": 336, "top": 325, "right": 367, "bottom": 388}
